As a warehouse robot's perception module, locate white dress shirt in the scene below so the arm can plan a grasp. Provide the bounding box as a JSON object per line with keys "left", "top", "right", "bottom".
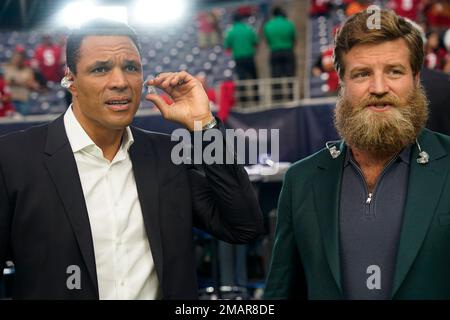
{"left": 64, "top": 106, "right": 161, "bottom": 300}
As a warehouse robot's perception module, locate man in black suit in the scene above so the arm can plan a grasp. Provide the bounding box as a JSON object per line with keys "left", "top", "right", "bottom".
{"left": 0, "top": 20, "right": 263, "bottom": 299}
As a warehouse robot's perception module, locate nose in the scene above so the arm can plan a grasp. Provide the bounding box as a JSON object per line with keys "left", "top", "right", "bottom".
{"left": 108, "top": 68, "right": 128, "bottom": 91}
{"left": 368, "top": 72, "right": 389, "bottom": 96}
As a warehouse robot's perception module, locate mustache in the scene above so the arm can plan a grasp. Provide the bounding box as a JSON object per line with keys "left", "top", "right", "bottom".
{"left": 355, "top": 94, "right": 402, "bottom": 110}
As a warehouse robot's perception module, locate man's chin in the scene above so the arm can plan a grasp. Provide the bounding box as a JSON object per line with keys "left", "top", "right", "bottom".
{"left": 356, "top": 141, "right": 410, "bottom": 158}
{"left": 104, "top": 110, "right": 137, "bottom": 129}
{"left": 347, "top": 122, "right": 416, "bottom": 157}
{"left": 337, "top": 106, "right": 416, "bottom": 156}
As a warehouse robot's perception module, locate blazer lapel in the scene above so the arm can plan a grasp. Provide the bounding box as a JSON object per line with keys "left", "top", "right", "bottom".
{"left": 43, "top": 115, "right": 99, "bottom": 296}
{"left": 313, "top": 142, "right": 346, "bottom": 295}
{"left": 129, "top": 128, "right": 164, "bottom": 288}
{"left": 391, "top": 130, "right": 448, "bottom": 298}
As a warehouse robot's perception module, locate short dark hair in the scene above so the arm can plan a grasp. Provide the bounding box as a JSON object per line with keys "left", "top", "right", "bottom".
{"left": 272, "top": 7, "right": 286, "bottom": 17}
{"left": 233, "top": 12, "right": 243, "bottom": 23}
{"left": 66, "top": 19, "right": 141, "bottom": 74}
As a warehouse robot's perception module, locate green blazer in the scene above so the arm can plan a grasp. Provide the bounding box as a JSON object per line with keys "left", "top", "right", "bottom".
{"left": 265, "top": 129, "right": 450, "bottom": 299}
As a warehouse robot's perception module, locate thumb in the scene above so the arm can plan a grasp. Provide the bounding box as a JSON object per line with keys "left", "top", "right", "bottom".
{"left": 145, "top": 94, "right": 171, "bottom": 119}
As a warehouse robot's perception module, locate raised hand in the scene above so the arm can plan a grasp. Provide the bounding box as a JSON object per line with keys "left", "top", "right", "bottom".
{"left": 145, "top": 71, "right": 214, "bottom": 131}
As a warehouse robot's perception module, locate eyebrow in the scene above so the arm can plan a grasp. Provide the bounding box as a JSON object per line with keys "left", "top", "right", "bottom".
{"left": 349, "top": 66, "right": 370, "bottom": 75}
{"left": 123, "top": 59, "right": 142, "bottom": 68}
{"left": 87, "top": 59, "right": 141, "bottom": 71}
{"left": 349, "top": 63, "right": 407, "bottom": 74}
{"left": 385, "top": 64, "right": 407, "bottom": 70}
{"left": 124, "top": 59, "right": 140, "bottom": 65}
{"left": 87, "top": 60, "right": 113, "bottom": 71}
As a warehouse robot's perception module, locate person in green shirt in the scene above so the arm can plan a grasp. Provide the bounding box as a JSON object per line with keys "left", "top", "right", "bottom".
{"left": 224, "top": 12, "right": 258, "bottom": 80}
{"left": 224, "top": 12, "right": 259, "bottom": 105}
{"left": 263, "top": 7, "right": 296, "bottom": 78}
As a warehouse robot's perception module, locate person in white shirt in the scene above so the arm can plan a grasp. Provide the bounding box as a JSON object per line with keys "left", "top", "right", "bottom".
{"left": 0, "top": 19, "right": 263, "bottom": 299}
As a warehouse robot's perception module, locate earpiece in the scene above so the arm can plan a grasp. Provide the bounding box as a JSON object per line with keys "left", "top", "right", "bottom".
{"left": 416, "top": 138, "right": 429, "bottom": 164}
{"left": 60, "top": 76, "right": 73, "bottom": 89}
{"left": 325, "top": 139, "right": 430, "bottom": 165}
{"left": 326, "top": 141, "right": 341, "bottom": 159}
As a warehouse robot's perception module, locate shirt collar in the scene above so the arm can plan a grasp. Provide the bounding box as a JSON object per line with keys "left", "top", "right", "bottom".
{"left": 344, "top": 143, "right": 412, "bottom": 168}
{"left": 63, "top": 104, "right": 134, "bottom": 155}
{"left": 398, "top": 144, "right": 412, "bottom": 164}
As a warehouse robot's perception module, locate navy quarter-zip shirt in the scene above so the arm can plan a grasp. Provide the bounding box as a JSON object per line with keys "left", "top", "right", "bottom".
{"left": 339, "top": 145, "right": 411, "bottom": 300}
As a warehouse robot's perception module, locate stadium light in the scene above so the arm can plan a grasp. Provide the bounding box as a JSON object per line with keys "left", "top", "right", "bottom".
{"left": 58, "top": 1, "right": 128, "bottom": 28}
{"left": 132, "top": 0, "right": 188, "bottom": 26}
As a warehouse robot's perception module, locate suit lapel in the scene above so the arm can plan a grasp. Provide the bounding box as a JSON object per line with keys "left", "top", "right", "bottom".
{"left": 43, "top": 115, "right": 98, "bottom": 297}
{"left": 313, "top": 142, "right": 346, "bottom": 295}
{"left": 391, "top": 130, "right": 448, "bottom": 298}
{"left": 129, "top": 128, "right": 164, "bottom": 288}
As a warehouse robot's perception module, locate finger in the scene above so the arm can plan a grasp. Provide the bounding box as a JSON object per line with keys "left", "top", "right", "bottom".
{"left": 169, "top": 72, "right": 186, "bottom": 86}
{"left": 146, "top": 78, "right": 155, "bottom": 86}
{"left": 160, "top": 75, "right": 176, "bottom": 89}
{"left": 160, "top": 74, "right": 180, "bottom": 90}
{"left": 147, "top": 72, "right": 192, "bottom": 92}
{"left": 147, "top": 72, "right": 172, "bottom": 86}
{"left": 176, "top": 71, "right": 194, "bottom": 84}
{"left": 169, "top": 73, "right": 186, "bottom": 86}
{"left": 169, "top": 76, "right": 180, "bottom": 86}
{"left": 144, "top": 93, "right": 171, "bottom": 119}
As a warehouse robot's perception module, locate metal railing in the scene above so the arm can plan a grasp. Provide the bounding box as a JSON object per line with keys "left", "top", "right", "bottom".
{"left": 230, "top": 77, "right": 300, "bottom": 110}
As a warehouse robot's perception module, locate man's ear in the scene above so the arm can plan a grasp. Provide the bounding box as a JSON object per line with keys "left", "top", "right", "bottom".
{"left": 414, "top": 71, "right": 421, "bottom": 87}
{"left": 63, "top": 68, "right": 77, "bottom": 97}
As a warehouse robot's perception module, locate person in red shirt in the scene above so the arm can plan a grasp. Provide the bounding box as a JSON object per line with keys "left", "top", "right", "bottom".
{"left": 312, "top": 45, "right": 339, "bottom": 95}
{"left": 388, "top": 0, "right": 422, "bottom": 21}
{"left": 424, "top": 1, "right": 450, "bottom": 29}
{"left": 0, "top": 69, "right": 15, "bottom": 117}
{"left": 32, "top": 34, "right": 63, "bottom": 83}
{"left": 424, "top": 30, "right": 447, "bottom": 70}
{"left": 197, "top": 11, "right": 220, "bottom": 49}
{"left": 321, "top": 46, "right": 339, "bottom": 93}
{"left": 310, "top": 0, "right": 331, "bottom": 17}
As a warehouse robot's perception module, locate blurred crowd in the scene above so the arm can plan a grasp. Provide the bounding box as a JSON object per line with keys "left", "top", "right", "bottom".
{"left": 0, "top": 33, "right": 67, "bottom": 117}
{"left": 4, "top": 1, "right": 448, "bottom": 118}
{"left": 311, "top": 0, "right": 450, "bottom": 95}
{"left": 1, "top": 3, "right": 297, "bottom": 119}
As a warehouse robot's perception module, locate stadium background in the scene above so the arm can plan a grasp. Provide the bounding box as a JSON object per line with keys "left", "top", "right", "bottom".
{"left": 0, "top": 0, "right": 449, "bottom": 299}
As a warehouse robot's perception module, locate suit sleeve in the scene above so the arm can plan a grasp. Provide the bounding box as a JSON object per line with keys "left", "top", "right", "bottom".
{"left": 188, "top": 119, "right": 264, "bottom": 244}
{"left": 0, "top": 160, "right": 12, "bottom": 284}
{"left": 264, "top": 170, "right": 307, "bottom": 299}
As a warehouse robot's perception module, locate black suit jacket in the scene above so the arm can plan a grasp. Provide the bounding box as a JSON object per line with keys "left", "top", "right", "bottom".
{"left": 0, "top": 115, "right": 263, "bottom": 299}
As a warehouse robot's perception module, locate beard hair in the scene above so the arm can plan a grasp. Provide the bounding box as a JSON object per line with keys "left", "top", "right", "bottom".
{"left": 334, "top": 84, "right": 429, "bottom": 157}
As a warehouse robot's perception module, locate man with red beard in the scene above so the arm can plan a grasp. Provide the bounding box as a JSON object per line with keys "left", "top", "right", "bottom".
{"left": 265, "top": 9, "right": 450, "bottom": 299}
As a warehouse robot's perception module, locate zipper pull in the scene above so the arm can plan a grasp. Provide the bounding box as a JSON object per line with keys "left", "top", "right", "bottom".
{"left": 366, "top": 193, "right": 373, "bottom": 204}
